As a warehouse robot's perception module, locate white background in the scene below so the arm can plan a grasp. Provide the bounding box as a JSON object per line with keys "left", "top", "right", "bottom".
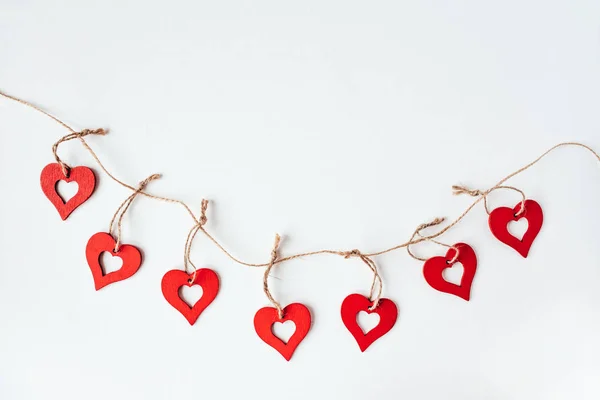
{"left": 1, "top": 1, "right": 600, "bottom": 399}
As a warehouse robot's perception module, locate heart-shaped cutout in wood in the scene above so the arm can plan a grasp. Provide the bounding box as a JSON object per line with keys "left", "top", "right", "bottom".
{"left": 161, "top": 268, "right": 220, "bottom": 325}
{"left": 85, "top": 232, "right": 142, "bottom": 290}
{"left": 341, "top": 293, "right": 398, "bottom": 352}
{"left": 422, "top": 242, "right": 477, "bottom": 301}
{"left": 254, "top": 303, "right": 311, "bottom": 361}
{"left": 40, "top": 163, "right": 96, "bottom": 220}
{"left": 489, "top": 199, "right": 543, "bottom": 258}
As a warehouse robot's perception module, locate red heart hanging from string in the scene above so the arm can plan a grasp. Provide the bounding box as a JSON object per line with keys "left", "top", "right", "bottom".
{"left": 489, "top": 199, "right": 543, "bottom": 257}
{"left": 85, "top": 232, "right": 142, "bottom": 290}
{"left": 254, "top": 303, "right": 311, "bottom": 361}
{"left": 161, "top": 268, "right": 220, "bottom": 325}
{"left": 40, "top": 163, "right": 95, "bottom": 220}
{"left": 341, "top": 293, "right": 398, "bottom": 352}
{"left": 422, "top": 242, "right": 477, "bottom": 301}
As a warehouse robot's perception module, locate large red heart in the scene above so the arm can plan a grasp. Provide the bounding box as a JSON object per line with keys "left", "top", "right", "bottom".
{"left": 161, "top": 268, "right": 220, "bottom": 325}
{"left": 85, "top": 232, "right": 142, "bottom": 290}
{"left": 489, "top": 199, "right": 543, "bottom": 258}
{"left": 422, "top": 242, "right": 477, "bottom": 301}
{"left": 341, "top": 294, "right": 398, "bottom": 352}
{"left": 254, "top": 303, "right": 311, "bottom": 361}
{"left": 40, "top": 163, "right": 96, "bottom": 220}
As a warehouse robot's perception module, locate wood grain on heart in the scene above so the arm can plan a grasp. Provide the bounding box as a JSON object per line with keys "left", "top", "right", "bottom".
{"left": 161, "top": 268, "right": 219, "bottom": 325}
{"left": 40, "top": 163, "right": 95, "bottom": 220}
{"left": 489, "top": 199, "right": 543, "bottom": 258}
{"left": 85, "top": 232, "right": 142, "bottom": 290}
{"left": 341, "top": 294, "right": 397, "bottom": 352}
{"left": 254, "top": 303, "right": 311, "bottom": 361}
{"left": 423, "top": 242, "right": 477, "bottom": 301}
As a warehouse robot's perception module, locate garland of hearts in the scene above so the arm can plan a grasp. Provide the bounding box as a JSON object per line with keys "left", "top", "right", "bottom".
{"left": 2, "top": 89, "right": 599, "bottom": 361}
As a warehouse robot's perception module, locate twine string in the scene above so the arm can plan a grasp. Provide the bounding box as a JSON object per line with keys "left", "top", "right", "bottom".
{"left": 109, "top": 174, "right": 161, "bottom": 252}
{"left": 52, "top": 129, "right": 106, "bottom": 177}
{"left": 406, "top": 218, "right": 460, "bottom": 263}
{"left": 343, "top": 249, "right": 383, "bottom": 310}
{"left": 453, "top": 185, "right": 526, "bottom": 216}
{"left": 263, "top": 234, "right": 284, "bottom": 318}
{"left": 2, "top": 89, "right": 600, "bottom": 268}
{"left": 183, "top": 199, "right": 210, "bottom": 281}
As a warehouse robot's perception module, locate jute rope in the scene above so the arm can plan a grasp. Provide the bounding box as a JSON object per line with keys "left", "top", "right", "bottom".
{"left": 263, "top": 234, "right": 284, "bottom": 318}
{"left": 342, "top": 249, "right": 383, "bottom": 310}
{"left": 183, "top": 199, "right": 209, "bottom": 282}
{"left": 406, "top": 218, "right": 460, "bottom": 263}
{"left": 2, "top": 89, "right": 600, "bottom": 270}
{"left": 108, "top": 174, "right": 160, "bottom": 252}
{"left": 53, "top": 129, "right": 106, "bottom": 177}
{"left": 453, "top": 185, "right": 526, "bottom": 216}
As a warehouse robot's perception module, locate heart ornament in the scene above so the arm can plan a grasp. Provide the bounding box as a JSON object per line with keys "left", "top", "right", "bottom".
{"left": 423, "top": 243, "right": 477, "bottom": 301}
{"left": 488, "top": 199, "right": 543, "bottom": 257}
{"left": 85, "top": 232, "right": 142, "bottom": 290}
{"left": 341, "top": 293, "right": 398, "bottom": 352}
{"left": 161, "top": 268, "right": 220, "bottom": 325}
{"left": 254, "top": 303, "right": 311, "bottom": 361}
{"left": 40, "top": 163, "right": 95, "bottom": 220}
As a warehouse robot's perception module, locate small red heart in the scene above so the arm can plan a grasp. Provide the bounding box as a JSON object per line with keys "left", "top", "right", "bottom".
{"left": 85, "top": 232, "right": 142, "bottom": 290}
{"left": 423, "top": 243, "right": 477, "bottom": 301}
{"left": 341, "top": 294, "right": 398, "bottom": 352}
{"left": 40, "top": 163, "right": 96, "bottom": 220}
{"left": 489, "top": 199, "right": 543, "bottom": 258}
{"left": 161, "top": 269, "right": 220, "bottom": 325}
{"left": 254, "top": 303, "right": 311, "bottom": 361}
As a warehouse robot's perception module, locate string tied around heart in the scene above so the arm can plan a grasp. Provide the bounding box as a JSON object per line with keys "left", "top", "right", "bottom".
{"left": 53, "top": 129, "right": 106, "bottom": 177}
{"left": 183, "top": 199, "right": 210, "bottom": 282}
{"left": 343, "top": 249, "right": 383, "bottom": 311}
{"left": 453, "top": 184, "right": 526, "bottom": 216}
{"left": 407, "top": 218, "right": 460, "bottom": 263}
{"left": 263, "top": 234, "right": 285, "bottom": 319}
{"left": 109, "top": 173, "right": 161, "bottom": 252}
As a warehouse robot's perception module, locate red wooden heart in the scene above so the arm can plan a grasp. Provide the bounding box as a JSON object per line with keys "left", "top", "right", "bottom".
{"left": 85, "top": 232, "right": 142, "bottom": 290}
{"left": 422, "top": 242, "right": 477, "bottom": 301}
{"left": 161, "top": 269, "right": 220, "bottom": 325}
{"left": 254, "top": 303, "right": 311, "bottom": 361}
{"left": 341, "top": 294, "right": 398, "bottom": 352}
{"left": 489, "top": 199, "right": 543, "bottom": 258}
{"left": 40, "top": 163, "right": 96, "bottom": 220}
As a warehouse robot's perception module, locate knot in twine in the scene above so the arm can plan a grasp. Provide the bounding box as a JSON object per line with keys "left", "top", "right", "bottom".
{"left": 110, "top": 173, "right": 161, "bottom": 252}
{"left": 342, "top": 248, "right": 382, "bottom": 310}
{"left": 263, "top": 234, "right": 284, "bottom": 319}
{"left": 53, "top": 128, "right": 107, "bottom": 177}
{"left": 452, "top": 185, "right": 485, "bottom": 197}
{"left": 453, "top": 184, "right": 526, "bottom": 216}
{"left": 183, "top": 199, "right": 210, "bottom": 282}
{"left": 407, "top": 217, "right": 460, "bottom": 263}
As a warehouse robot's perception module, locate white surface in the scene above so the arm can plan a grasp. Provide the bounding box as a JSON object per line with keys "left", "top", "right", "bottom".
{"left": 1, "top": 1, "right": 600, "bottom": 399}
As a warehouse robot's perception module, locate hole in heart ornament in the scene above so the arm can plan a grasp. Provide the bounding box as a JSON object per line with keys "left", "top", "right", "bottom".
{"left": 56, "top": 180, "right": 79, "bottom": 203}
{"left": 254, "top": 303, "right": 311, "bottom": 361}
{"left": 422, "top": 242, "right": 477, "bottom": 301}
{"left": 488, "top": 199, "right": 543, "bottom": 258}
{"left": 272, "top": 320, "right": 296, "bottom": 344}
{"left": 341, "top": 294, "right": 398, "bottom": 352}
{"left": 161, "top": 268, "right": 220, "bottom": 325}
{"left": 85, "top": 232, "right": 142, "bottom": 290}
{"left": 40, "top": 163, "right": 96, "bottom": 220}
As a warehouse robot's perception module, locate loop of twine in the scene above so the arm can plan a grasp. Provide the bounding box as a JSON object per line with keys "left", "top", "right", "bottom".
{"left": 263, "top": 234, "right": 284, "bottom": 319}
{"left": 2, "top": 90, "right": 599, "bottom": 269}
{"left": 453, "top": 184, "right": 526, "bottom": 216}
{"left": 183, "top": 199, "right": 210, "bottom": 281}
{"left": 109, "top": 174, "right": 161, "bottom": 252}
{"left": 343, "top": 249, "right": 382, "bottom": 310}
{"left": 406, "top": 217, "right": 460, "bottom": 263}
{"left": 53, "top": 129, "right": 106, "bottom": 177}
